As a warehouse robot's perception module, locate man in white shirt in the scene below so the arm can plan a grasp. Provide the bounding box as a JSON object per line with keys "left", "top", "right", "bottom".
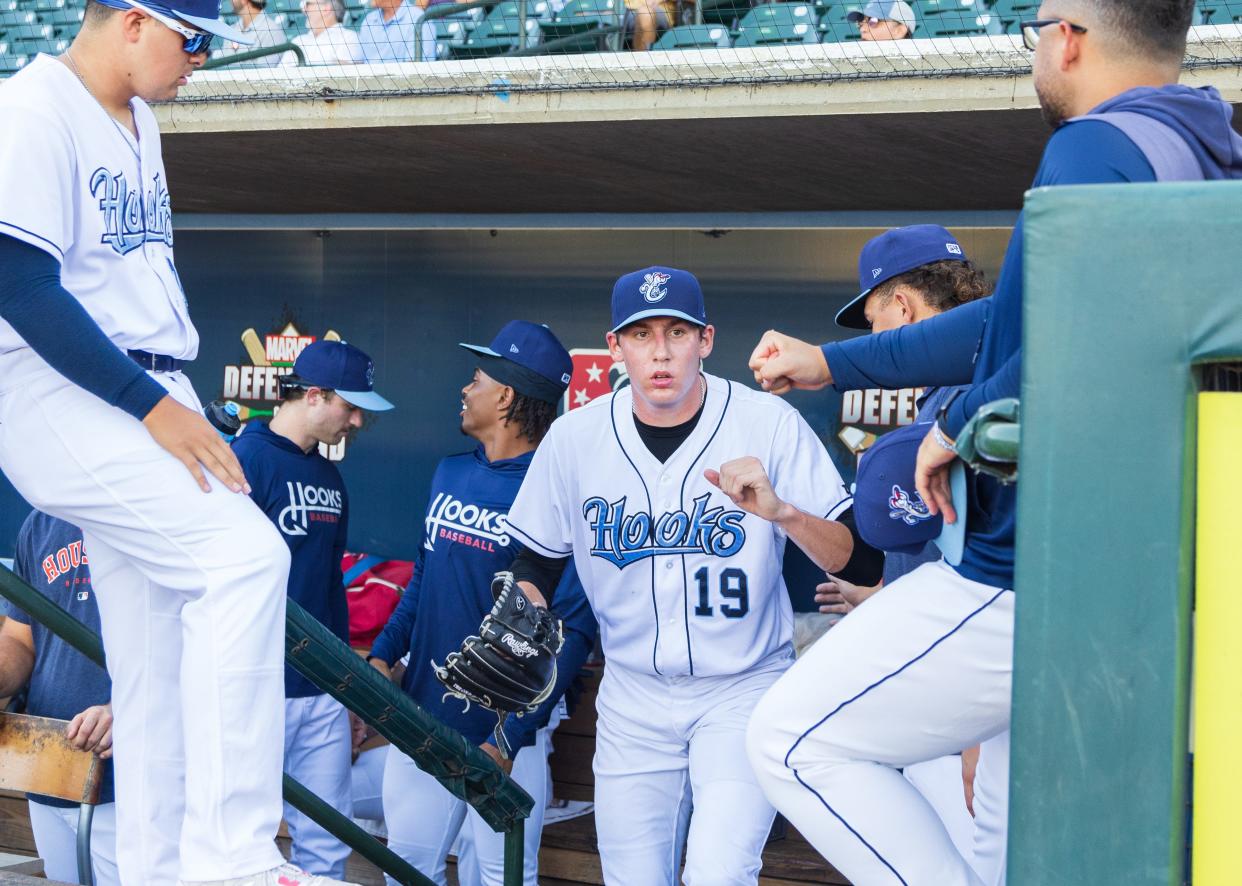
{"left": 284, "top": 0, "right": 362, "bottom": 65}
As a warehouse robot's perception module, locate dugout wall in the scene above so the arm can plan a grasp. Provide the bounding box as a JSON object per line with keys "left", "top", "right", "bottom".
{"left": 0, "top": 222, "right": 1012, "bottom": 559}
{"left": 1012, "top": 181, "right": 1242, "bottom": 885}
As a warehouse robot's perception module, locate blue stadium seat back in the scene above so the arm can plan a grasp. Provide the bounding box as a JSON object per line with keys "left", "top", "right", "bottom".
{"left": 43, "top": 4, "right": 81, "bottom": 25}
{"left": 0, "top": 8, "right": 37, "bottom": 27}
{"left": 919, "top": 8, "right": 1001, "bottom": 35}
{"left": 270, "top": 0, "right": 301, "bottom": 14}
{"left": 476, "top": 11, "right": 539, "bottom": 38}
{"left": 538, "top": 0, "right": 617, "bottom": 40}
{"left": 449, "top": 32, "right": 517, "bottom": 55}
{"left": 441, "top": 4, "right": 486, "bottom": 29}
{"left": 0, "top": 0, "right": 17, "bottom": 12}
{"left": 985, "top": 0, "right": 1038, "bottom": 27}
{"left": 736, "top": 0, "right": 815, "bottom": 30}
{"left": 819, "top": 2, "right": 863, "bottom": 40}
{"left": 733, "top": 18, "right": 817, "bottom": 44}
{"left": 3, "top": 21, "right": 53, "bottom": 39}
{"left": 0, "top": 51, "right": 28, "bottom": 73}
{"left": 1200, "top": 0, "right": 1242, "bottom": 22}
{"left": 652, "top": 22, "right": 730, "bottom": 48}
{"left": 432, "top": 17, "right": 467, "bottom": 42}
{"left": 699, "top": 0, "right": 752, "bottom": 28}
{"left": 913, "top": 0, "right": 981, "bottom": 13}
{"left": 487, "top": 0, "right": 553, "bottom": 29}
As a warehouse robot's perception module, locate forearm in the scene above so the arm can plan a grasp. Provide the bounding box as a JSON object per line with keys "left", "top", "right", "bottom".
{"left": 0, "top": 235, "right": 167, "bottom": 420}
{"left": 511, "top": 547, "right": 568, "bottom": 609}
{"left": 776, "top": 505, "right": 853, "bottom": 574}
{"left": 0, "top": 635, "right": 34, "bottom": 698}
{"left": 822, "top": 297, "right": 991, "bottom": 392}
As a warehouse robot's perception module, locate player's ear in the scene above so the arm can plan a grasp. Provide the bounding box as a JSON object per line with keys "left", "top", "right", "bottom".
{"left": 698, "top": 325, "right": 715, "bottom": 359}
{"left": 120, "top": 7, "right": 147, "bottom": 43}
{"left": 1059, "top": 19, "right": 1082, "bottom": 70}
{"left": 605, "top": 331, "right": 624, "bottom": 363}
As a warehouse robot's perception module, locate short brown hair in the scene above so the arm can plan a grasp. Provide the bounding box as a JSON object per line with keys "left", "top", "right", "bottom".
{"left": 870, "top": 259, "right": 991, "bottom": 315}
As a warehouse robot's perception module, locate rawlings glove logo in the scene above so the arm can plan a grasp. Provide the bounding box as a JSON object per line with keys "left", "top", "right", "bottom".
{"left": 500, "top": 632, "right": 539, "bottom": 659}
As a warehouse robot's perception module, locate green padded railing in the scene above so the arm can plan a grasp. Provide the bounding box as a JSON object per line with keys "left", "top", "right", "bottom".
{"left": 203, "top": 42, "right": 306, "bottom": 69}
{"left": 0, "top": 563, "right": 531, "bottom": 886}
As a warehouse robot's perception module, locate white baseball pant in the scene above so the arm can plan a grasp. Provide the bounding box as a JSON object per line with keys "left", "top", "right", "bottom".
{"left": 380, "top": 722, "right": 555, "bottom": 886}
{"left": 284, "top": 694, "right": 354, "bottom": 878}
{"left": 28, "top": 799, "right": 119, "bottom": 886}
{"left": 593, "top": 655, "right": 789, "bottom": 886}
{"left": 0, "top": 355, "right": 290, "bottom": 884}
{"left": 746, "top": 561, "right": 1012, "bottom": 886}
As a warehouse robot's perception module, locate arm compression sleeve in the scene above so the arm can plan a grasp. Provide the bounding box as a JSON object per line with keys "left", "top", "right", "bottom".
{"left": 510, "top": 546, "right": 570, "bottom": 599}
{"left": 822, "top": 297, "right": 992, "bottom": 392}
{"left": 0, "top": 234, "right": 167, "bottom": 420}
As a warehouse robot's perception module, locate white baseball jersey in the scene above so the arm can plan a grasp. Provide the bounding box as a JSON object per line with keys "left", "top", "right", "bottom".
{"left": 0, "top": 55, "right": 198, "bottom": 370}
{"left": 507, "top": 372, "right": 851, "bottom": 677}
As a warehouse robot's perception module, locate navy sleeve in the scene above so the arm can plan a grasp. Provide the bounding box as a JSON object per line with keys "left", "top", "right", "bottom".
{"left": 941, "top": 349, "right": 1022, "bottom": 437}
{"left": 332, "top": 487, "right": 351, "bottom": 643}
{"left": 0, "top": 235, "right": 168, "bottom": 420}
{"left": 369, "top": 534, "right": 425, "bottom": 666}
{"left": 821, "top": 298, "right": 992, "bottom": 392}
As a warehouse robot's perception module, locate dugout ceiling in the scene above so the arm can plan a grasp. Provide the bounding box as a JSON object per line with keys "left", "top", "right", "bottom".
{"left": 164, "top": 108, "right": 1060, "bottom": 215}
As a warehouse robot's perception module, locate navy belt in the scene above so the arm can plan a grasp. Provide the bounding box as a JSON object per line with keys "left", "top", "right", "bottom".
{"left": 128, "top": 350, "right": 186, "bottom": 373}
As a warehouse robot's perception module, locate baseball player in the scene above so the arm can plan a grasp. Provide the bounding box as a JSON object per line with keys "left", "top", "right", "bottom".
{"left": 484, "top": 268, "right": 869, "bottom": 885}
{"left": 231, "top": 340, "right": 393, "bottom": 880}
{"left": 0, "top": 4, "right": 365, "bottom": 884}
{"left": 367, "top": 320, "right": 597, "bottom": 886}
{"left": 1, "top": 511, "right": 117, "bottom": 885}
{"left": 744, "top": 4, "right": 1242, "bottom": 884}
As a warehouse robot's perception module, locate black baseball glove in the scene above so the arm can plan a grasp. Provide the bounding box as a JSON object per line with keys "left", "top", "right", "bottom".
{"left": 434, "top": 571, "right": 564, "bottom": 757}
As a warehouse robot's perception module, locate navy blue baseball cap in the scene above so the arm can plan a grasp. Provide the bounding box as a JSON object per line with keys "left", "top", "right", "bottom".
{"left": 460, "top": 320, "right": 572, "bottom": 405}
{"left": 835, "top": 225, "right": 968, "bottom": 330}
{"left": 94, "top": 0, "right": 253, "bottom": 43}
{"left": 287, "top": 340, "right": 394, "bottom": 412}
{"left": 853, "top": 422, "right": 966, "bottom": 564}
{"left": 610, "top": 267, "right": 708, "bottom": 334}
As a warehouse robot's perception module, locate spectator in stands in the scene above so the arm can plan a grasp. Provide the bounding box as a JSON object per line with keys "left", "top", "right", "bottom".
{"left": 847, "top": 0, "right": 916, "bottom": 40}
{"left": 217, "top": 0, "right": 287, "bottom": 66}
{"left": 627, "top": 0, "right": 686, "bottom": 51}
{"left": 284, "top": 0, "right": 364, "bottom": 64}
{"left": 358, "top": 0, "right": 436, "bottom": 62}
{"left": 1, "top": 511, "right": 117, "bottom": 885}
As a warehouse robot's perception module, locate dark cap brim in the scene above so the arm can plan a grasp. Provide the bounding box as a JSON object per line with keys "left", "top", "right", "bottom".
{"left": 834, "top": 289, "right": 873, "bottom": 330}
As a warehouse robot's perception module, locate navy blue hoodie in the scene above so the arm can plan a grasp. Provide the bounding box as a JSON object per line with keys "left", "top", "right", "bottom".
{"left": 823, "top": 85, "right": 1242, "bottom": 588}
{"left": 233, "top": 421, "right": 350, "bottom": 698}
{"left": 370, "top": 445, "right": 597, "bottom": 753}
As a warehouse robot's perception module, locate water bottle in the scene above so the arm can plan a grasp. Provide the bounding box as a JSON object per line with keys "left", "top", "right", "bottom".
{"left": 204, "top": 400, "right": 242, "bottom": 442}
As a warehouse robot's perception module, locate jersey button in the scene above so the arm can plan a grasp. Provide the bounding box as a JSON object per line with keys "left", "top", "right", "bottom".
{"left": 665, "top": 561, "right": 674, "bottom": 570}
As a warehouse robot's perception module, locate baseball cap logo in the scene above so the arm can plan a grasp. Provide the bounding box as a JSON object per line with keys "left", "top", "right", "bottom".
{"left": 366, "top": 362, "right": 375, "bottom": 387}
{"left": 510, "top": 344, "right": 520, "bottom": 353}
{"left": 639, "top": 272, "right": 672, "bottom": 303}
{"left": 872, "top": 267, "right": 883, "bottom": 279}
{"left": 946, "top": 243, "right": 962, "bottom": 255}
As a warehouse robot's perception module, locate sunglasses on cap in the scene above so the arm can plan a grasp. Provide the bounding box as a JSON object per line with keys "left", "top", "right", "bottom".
{"left": 97, "top": 0, "right": 215, "bottom": 53}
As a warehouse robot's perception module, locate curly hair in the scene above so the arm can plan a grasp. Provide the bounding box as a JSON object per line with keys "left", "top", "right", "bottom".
{"left": 870, "top": 259, "right": 992, "bottom": 315}
{"left": 504, "top": 392, "right": 558, "bottom": 445}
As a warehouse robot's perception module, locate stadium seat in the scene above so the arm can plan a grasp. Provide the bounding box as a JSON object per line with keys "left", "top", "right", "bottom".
{"left": 538, "top": 0, "right": 618, "bottom": 42}
{"left": 819, "top": 2, "right": 863, "bottom": 41}
{"left": 2, "top": 22, "right": 55, "bottom": 41}
{"left": 919, "top": 8, "right": 1002, "bottom": 36}
{"left": 736, "top": 1, "right": 816, "bottom": 30}
{"left": 699, "top": 0, "right": 752, "bottom": 29}
{"left": 985, "top": 0, "right": 1038, "bottom": 30}
{"left": 1198, "top": 0, "right": 1242, "bottom": 23}
{"left": 270, "top": 0, "right": 301, "bottom": 14}
{"left": 0, "top": 0, "right": 17, "bottom": 12}
{"left": 431, "top": 17, "right": 467, "bottom": 44}
{"left": 653, "top": 22, "right": 730, "bottom": 48}
{"left": 0, "top": 8, "right": 37, "bottom": 28}
{"left": 440, "top": 4, "right": 486, "bottom": 31}
{"left": 0, "top": 52, "right": 27, "bottom": 73}
{"left": 448, "top": 32, "right": 517, "bottom": 56}
{"left": 733, "top": 19, "right": 816, "bottom": 44}
{"left": 470, "top": 11, "right": 540, "bottom": 42}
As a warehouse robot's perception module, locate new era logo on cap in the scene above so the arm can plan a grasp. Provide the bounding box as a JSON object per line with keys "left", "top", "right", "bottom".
{"left": 947, "top": 243, "right": 963, "bottom": 255}
{"left": 872, "top": 267, "right": 883, "bottom": 279}
{"left": 510, "top": 344, "right": 520, "bottom": 353}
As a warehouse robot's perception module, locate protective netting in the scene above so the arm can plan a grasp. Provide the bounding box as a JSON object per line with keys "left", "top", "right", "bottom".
{"left": 2, "top": 0, "right": 1241, "bottom": 100}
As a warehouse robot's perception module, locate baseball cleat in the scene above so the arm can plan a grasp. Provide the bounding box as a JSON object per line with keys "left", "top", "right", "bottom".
{"left": 178, "top": 863, "right": 362, "bottom": 886}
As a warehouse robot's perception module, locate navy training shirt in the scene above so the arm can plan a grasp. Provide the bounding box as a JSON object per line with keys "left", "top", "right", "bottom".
{"left": 824, "top": 119, "right": 1156, "bottom": 588}
{"left": 8, "top": 511, "right": 114, "bottom": 806}
{"left": 370, "top": 446, "right": 597, "bottom": 752}
{"left": 232, "top": 421, "right": 350, "bottom": 698}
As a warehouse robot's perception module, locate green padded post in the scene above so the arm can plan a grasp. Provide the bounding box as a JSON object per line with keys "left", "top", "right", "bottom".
{"left": 1012, "top": 182, "right": 1242, "bottom": 884}
{"left": 503, "top": 820, "right": 525, "bottom": 886}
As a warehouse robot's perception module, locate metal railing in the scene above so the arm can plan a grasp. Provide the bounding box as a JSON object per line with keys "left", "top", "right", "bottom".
{"left": 0, "top": 564, "right": 531, "bottom": 886}
{"left": 204, "top": 41, "right": 306, "bottom": 69}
